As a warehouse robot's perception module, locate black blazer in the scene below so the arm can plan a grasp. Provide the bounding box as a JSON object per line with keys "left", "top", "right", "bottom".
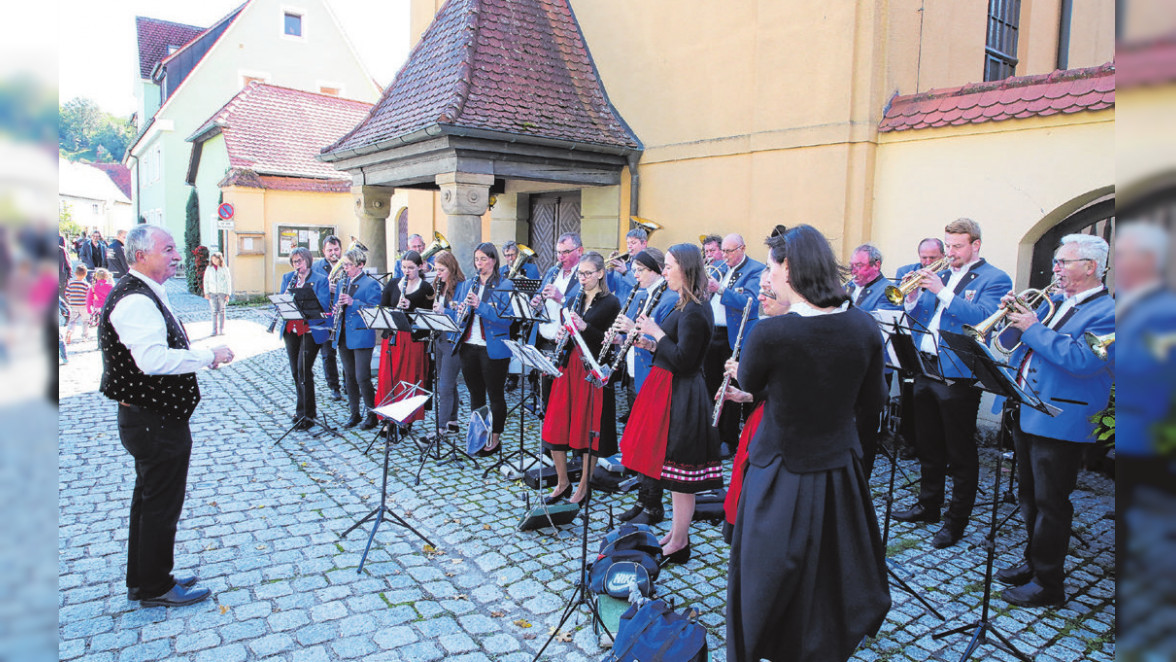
{"left": 380, "top": 277, "right": 435, "bottom": 341}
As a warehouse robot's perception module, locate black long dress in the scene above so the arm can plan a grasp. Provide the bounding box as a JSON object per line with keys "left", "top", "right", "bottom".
{"left": 620, "top": 300, "right": 722, "bottom": 493}
{"left": 727, "top": 305, "right": 890, "bottom": 662}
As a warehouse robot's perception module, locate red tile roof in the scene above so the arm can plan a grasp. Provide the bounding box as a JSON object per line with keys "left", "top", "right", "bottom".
{"left": 89, "top": 163, "right": 133, "bottom": 199}
{"left": 325, "top": 0, "right": 639, "bottom": 156}
{"left": 1118, "top": 35, "right": 1176, "bottom": 89}
{"left": 190, "top": 83, "right": 373, "bottom": 181}
{"left": 879, "top": 63, "right": 1115, "bottom": 133}
{"left": 135, "top": 16, "right": 205, "bottom": 79}
{"left": 219, "top": 170, "right": 353, "bottom": 193}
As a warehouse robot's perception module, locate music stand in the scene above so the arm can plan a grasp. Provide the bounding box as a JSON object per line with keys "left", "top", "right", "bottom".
{"left": 358, "top": 306, "right": 413, "bottom": 454}
{"left": 271, "top": 288, "right": 342, "bottom": 444}
{"left": 482, "top": 290, "right": 551, "bottom": 480}
{"left": 930, "top": 331, "right": 1057, "bottom": 662}
{"left": 403, "top": 309, "right": 465, "bottom": 468}
{"left": 872, "top": 318, "right": 946, "bottom": 621}
{"left": 342, "top": 380, "right": 436, "bottom": 574}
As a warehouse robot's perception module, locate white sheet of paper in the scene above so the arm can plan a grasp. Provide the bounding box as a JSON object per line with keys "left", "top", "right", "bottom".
{"left": 372, "top": 394, "right": 430, "bottom": 423}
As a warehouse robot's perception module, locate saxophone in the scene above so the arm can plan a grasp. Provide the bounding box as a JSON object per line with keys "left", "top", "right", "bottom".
{"left": 712, "top": 295, "right": 754, "bottom": 427}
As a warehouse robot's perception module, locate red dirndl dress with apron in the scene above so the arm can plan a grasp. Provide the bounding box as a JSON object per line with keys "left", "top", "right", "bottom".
{"left": 619, "top": 365, "right": 674, "bottom": 479}
{"left": 542, "top": 346, "right": 605, "bottom": 453}
{"left": 376, "top": 331, "right": 430, "bottom": 423}
{"left": 724, "top": 401, "right": 765, "bottom": 525}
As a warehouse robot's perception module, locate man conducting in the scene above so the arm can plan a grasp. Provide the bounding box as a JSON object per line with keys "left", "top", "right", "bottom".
{"left": 99, "top": 225, "right": 234, "bottom": 607}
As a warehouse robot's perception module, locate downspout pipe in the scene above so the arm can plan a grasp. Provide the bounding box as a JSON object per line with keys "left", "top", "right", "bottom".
{"left": 627, "top": 153, "right": 640, "bottom": 220}
{"left": 1056, "top": 0, "right": 1072, "bottom": 71}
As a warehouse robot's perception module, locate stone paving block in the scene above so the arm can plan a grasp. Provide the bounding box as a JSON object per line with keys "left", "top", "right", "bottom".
{"left": 291, "top": 644, "right": 332, "bottom": 662}
{"left": 194, "top": 642, "right": 246, "bottom": 662}
{"left": 396, "top": 641, "right": 445, "bottom": 661}
{"left": 116, "top": 639, "right": 172, "bottom": 662}
{"left": 248, "top": 632, "right": 296, "bottom": 658}
{"left": 175, "top": 629, "right": 221, "bottom": 654}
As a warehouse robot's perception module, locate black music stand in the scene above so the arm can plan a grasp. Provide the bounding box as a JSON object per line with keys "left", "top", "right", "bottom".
{"left": 930, "top": 331, "right": 1058, "bottom": 662}
{"left": 874, "top": 319, "right": 947, "bottom": 620}
{"left": 342, "top": 380, "right": 436, "bottom": 574}
{"left": 358, "top": 306, "right": 412, "bottom": 454}
{"left": 531, "top": 486, "right": 612, "bottom": 661}
{"left": 271, "top": 288, "right": 342, "bottom": 444}
{"left": 405, "top": 309, "right": 466, "bottom": 474}
{"left": 482, "top": 290, "right": 551, "bottom": 480}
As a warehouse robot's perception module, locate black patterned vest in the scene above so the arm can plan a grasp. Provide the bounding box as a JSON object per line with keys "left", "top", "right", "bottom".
{"left": 98, "top": 275, "right": 201, "bottom": 421}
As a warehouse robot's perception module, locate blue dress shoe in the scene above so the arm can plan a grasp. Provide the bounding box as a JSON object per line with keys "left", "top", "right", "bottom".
{"left": 128, "top": 575, "right": 197, "bottom": 601}
{"left": 139, "top": 583, "right": 211, "bottom": 607}
{"left": 1001, "top": 580, "right": 1064, "bottom": 608}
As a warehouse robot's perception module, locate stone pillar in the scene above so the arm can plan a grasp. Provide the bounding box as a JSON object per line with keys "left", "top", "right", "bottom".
{"left": 436, "top": 172, "right": 493, "bottom": 269}
{"left": 352, "top": 185, "right": 392, "bottom": 274}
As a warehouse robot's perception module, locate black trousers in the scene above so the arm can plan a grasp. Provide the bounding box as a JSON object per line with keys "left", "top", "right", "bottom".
{"left": 284, "top": 331, "right": 321, "bottom": 420}
{"left": 319, "top": 343, "right": 341, "bottom": 392}
{"left": 703, "top": 330, "right": 740, "bottom": 445}
{"left": 118, "top": 404, "right": 192, "bottom": 599}
{"left": 1012, "top": 422, "right": 1085, "bottom": 593}
{"left": 912, "top": 374, "right": 981, "bottom": 531}
{"left": 460, "top": 343, "right": 509, "bottom": 434}
{"left": 338, "top": 345, "right": 374, "bottom": 418}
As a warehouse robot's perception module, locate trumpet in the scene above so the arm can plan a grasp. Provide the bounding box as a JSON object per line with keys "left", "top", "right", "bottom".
{"left": 964, "top": 277, "right": 1062, "bottom": 354}
{"left": 884, "top": 256, "right": 951, "bottom": 304}
{"left": 606, "top": 217, "right": 662, "bottom": 271}
{"left": 506, "top": 243, "right": 537, "bottom": 279}
{"left": 1084, "top": 331, "right": 1115, "bottom": 360}
{"left": 605, "top": 250, "right": 631, "bottom": 271}
{"left": 704, "top": 256, "right": 724, "bottom": 281}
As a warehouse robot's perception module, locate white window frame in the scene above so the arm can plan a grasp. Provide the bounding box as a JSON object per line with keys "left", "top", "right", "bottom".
{"left": 280, "top": 7, "right": 307, "bottom": 41}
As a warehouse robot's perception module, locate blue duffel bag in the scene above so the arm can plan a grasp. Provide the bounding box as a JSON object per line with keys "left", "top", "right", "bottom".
{"left": 604, "top": 599, "right": 707, "bottom": 662}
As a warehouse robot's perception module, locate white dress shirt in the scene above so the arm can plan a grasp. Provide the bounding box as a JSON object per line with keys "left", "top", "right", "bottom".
{"left": 466, "top": 281, "right": 488, "bottom": 346}
{"left": 110, "top": 271, "right": 215, "bottom": 375}
{"left": 711, "top": 257, "right": 744, "bottom": 328}
{"left": 1017, "top": 284, "right": 1105, "bottom": 386}
{"left": 538, "top": 267, "right": 576, "bottom": 341}
{"left": 905, "top": 258, "right": 980, "bottom": 354}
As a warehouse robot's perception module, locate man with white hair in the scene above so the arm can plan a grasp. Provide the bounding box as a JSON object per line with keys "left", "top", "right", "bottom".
{"left": 99, "top": 224, "right": 234, "bottom": 607}
{"left": 996, "top": 233, "right": 1115, "bottom": 608}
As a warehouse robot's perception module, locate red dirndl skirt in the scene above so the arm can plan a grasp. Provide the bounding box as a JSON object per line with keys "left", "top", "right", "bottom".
{"left": 377, "top": 331, "right": 430, "bottom": 423}
{"left": 619, "top": 365, "right": 673, "bottom": 479}
{"left": 542, "top": 346, "right": 604, "bottom": 452}
{"left": 725, "top": 402, "right": 765, "bottom": 526}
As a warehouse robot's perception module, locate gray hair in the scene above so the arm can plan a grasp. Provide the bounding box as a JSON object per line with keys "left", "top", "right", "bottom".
{"left": 1115, "top": 223, "right": 1168, "bottom": 273}
{"left": 289, "top": 247, "right": 313, "bottom": 267}
{"left": 853, "top": 243, "right": 883, "bottom": 265}
{"left": 407, "top": 233, "right": 424, "bottom": 243}
{"left": 125, "top": 224, "right": 168, "bottom": 265}
{"left": 502, "top": 240, "right": 518, "bottom": 253}
{"left": 344, "top": 248, "right": 368, "bottom": 266}
{"left": 557, "top": 232, "right": 582, "bottom": 249}
{"left": 1058, "top": 234, "right": 1109, "bottom": 279}
{"left": 626, "top": 228, "right": 648, "bottom": 242}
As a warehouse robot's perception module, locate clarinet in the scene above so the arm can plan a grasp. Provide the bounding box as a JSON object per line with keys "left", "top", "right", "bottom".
{"left": 605, "top": 280, "right": 667, "bottom": 383}
{"left": 328, "top": 274, "right": 354, "bottom": 344}
{"left": 712, "top": 294, "right": 754, "bottom": 427}
{"left": 553, "top": 289, "right": 586, "bottom": 369}
{"left": 597, "top": 283, "right": 641, "bottom": 365}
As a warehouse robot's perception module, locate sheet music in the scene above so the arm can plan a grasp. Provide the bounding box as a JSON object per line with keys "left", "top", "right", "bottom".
{"left": 373, "top": 394, "right": 431, "bottom": 424}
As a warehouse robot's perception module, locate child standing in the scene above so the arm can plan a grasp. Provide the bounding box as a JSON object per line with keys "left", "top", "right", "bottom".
{"left": 87, "top": 268, "right": 114, "bottom": 327}
{"left": 64, "top": 265, "right": 90, "bottom": 344}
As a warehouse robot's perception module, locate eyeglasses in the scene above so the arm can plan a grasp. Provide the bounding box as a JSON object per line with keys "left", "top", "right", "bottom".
{"left": 556, "top": 248, "right": 577, "bottom": 256}
{"left": 1052, "top": 258, "right": 1091, "bottom": 267}
{"left": 577, "top": 271, "right": 600, "bottom": 279}
{"left": 721, "top": 246, "right": 744, "bottom": 255}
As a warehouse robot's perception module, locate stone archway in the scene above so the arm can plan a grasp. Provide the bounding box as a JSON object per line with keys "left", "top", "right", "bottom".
{"left": 1028, "top": 198, "right": 1115, "bottom": 290}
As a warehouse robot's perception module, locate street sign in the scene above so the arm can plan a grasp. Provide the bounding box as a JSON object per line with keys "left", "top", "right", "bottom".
{"left": 217, "top": 202, "right": 235, "bottom": 220}
{"left": 216, "top": 220, "right": 235, "bottom": 230}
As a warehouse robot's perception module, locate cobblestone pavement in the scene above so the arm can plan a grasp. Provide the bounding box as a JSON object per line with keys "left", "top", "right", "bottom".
{"left": 58, "top": 278, "right": 1115, "bottom": 661}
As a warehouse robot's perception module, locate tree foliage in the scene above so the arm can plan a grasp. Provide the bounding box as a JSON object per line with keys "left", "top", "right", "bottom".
{"left": 0, "top": 75, "right": 57, "bottom": 145}
{"left": 185, "top": 189, "right": 202, "bottom": 294}
{"left": 59, "top": 201, "right": 83, "bottom": 238}
{"left": 59, "top": 97, "right": 135, "bottom": 163}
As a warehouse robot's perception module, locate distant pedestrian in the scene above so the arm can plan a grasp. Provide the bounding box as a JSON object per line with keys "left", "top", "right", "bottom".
{"left": 87, "top": 268, "right": 114, "bottom": 326}
{"left": 203, "top": 251, "right": 232, "bottom": 335}
{"left": 107, "top": 229, "right": 130, "bottom": 279}
{"left": 64, "top": 264, "right": 90, "bottom": 343}
{"left": 78, "top": 230, "right": 107, "bottom": 278}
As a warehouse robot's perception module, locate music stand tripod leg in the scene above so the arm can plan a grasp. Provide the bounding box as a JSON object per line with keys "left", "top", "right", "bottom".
{"left": 530, "top": 489, "right": 611, "bottom": 661}
{"left": 879, "top": 441, "right": 946, "bottom": 621}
